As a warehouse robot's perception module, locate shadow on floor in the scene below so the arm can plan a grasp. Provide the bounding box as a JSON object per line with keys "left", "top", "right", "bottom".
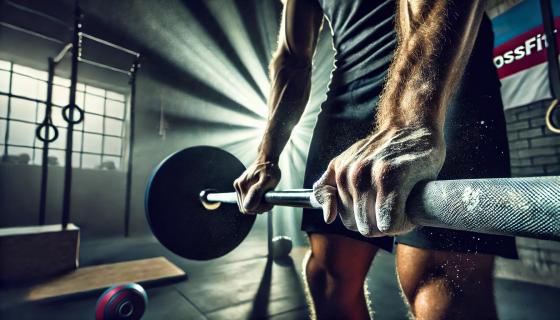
{"left": 1, "top": 235, "right": 559, "bottom": 320}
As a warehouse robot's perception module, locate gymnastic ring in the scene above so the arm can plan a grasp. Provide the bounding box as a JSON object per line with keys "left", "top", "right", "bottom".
{"left": 35, "top": 122, "right": 59, "bottom": 143}
{"left": 62, "top": 103, "right": 85, "bottom": 125}
{"left": 545, "top": 99, "right": 560, "bottom": 134}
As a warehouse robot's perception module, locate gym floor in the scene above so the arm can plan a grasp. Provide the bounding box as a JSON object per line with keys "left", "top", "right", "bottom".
{"left": 1, "top": 226, "right": 559, "bottom": 320}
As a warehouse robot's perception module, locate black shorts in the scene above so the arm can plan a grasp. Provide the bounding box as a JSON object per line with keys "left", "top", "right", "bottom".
{"left": 301, "top": 76, "right": 518, "bottom": 259}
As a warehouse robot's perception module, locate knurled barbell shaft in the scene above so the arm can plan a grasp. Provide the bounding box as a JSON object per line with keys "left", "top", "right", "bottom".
{"left": 201, "top": 176, "right": 560, "bottom": 241}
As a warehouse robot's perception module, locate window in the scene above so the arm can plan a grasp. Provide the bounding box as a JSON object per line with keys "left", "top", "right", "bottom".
{"left": 0, "top": 60, "right": 127, "bottom": 169}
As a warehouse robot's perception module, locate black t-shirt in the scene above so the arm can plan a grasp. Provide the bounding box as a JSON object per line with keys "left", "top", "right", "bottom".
{"left": 317, "top": 0, "right": 501, "bottom": 94}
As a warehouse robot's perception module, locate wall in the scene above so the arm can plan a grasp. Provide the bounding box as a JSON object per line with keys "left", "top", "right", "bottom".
{"left": 0, "top": 164, "right": 126, "bottom": 239}
{"left": 506, "top": 99, "right": 560, "bottom": 176}
{"left": 501, "top": 99, "right": 560, "bottom": 284}
{"left": 0, "top": 0, "right": 286, "bottom": 242}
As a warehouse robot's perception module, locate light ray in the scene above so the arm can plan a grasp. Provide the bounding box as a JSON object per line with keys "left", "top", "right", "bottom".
{"left": 205, "top": 1, "right": 270, "bottom": 99}
{"left": 105, "top": 0, "right": 336, "bottom": 244}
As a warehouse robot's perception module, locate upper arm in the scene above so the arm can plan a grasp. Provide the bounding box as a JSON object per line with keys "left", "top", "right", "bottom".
{"left": 275, "top": 0, "right": 323, "bottom": 64}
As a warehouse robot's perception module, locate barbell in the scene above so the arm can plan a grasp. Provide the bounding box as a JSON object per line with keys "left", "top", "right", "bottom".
{"left": 145, "top": 146, "right": 560, "bottom": 261}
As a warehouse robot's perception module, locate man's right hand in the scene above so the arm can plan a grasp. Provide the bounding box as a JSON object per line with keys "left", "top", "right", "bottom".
{"left": 233, "top": 160, "right": 281, "bottom": 214}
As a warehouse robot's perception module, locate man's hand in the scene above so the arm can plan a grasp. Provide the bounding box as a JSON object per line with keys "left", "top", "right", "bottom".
{"left": 233, "top": 160, "right": 281, "bottom": 214}
{"left": 313, "top": 0, "right": 487, "bottom": 237}
{"left": 313, "top": 125, "right": 445, "bottom": 236}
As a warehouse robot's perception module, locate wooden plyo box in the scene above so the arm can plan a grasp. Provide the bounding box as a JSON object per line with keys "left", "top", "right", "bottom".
{"left": 0, "top": 224, "right": 79, "bottom": 283}
{"left": 26, "top": 257, "right": 186, "bottom": 301}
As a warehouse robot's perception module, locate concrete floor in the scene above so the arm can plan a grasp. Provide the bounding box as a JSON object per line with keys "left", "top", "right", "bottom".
{"left": 1, "top": 226, "right": 559, "bottom": 319}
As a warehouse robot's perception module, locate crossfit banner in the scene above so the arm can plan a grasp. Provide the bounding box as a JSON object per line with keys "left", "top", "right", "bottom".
{"left": 492, "top": 0, "right": 560, "bottom": 110}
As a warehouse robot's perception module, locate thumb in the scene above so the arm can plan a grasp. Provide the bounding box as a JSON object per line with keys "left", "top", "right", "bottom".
{"left": 319, "top": 185, "right": 338, "bottom": 224}
{"left": 243, "top": 180, "right": 267, "bottom": 212}
{"left": 313, "top": 163, "right": 338, "bottom": 224}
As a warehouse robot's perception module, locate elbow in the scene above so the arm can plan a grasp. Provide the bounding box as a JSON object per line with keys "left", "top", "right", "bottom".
{"left": 269, "top": 47, "right": 313, "bottom": 75}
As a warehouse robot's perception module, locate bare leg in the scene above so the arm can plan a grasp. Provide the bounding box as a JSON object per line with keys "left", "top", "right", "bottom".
{"left": 396, "top": 244, "right": 497, "bottom": 320}
{"left": 304, "top": 233, "right": 378, "bottom": 319}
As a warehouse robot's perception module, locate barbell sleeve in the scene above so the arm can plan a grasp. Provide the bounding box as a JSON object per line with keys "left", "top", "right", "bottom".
{"left": 201, "top": 176, "right": 560, "bottom": 241}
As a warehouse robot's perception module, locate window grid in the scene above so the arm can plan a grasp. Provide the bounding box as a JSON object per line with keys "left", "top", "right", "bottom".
{"left": 0, "top": 60, "right": 127, "bottom": 169}
{"left": 2, "top": 62, "right": 14, "bottom": 158}
{"left": 0, "top": 143, "right": 123, "bottom": 157}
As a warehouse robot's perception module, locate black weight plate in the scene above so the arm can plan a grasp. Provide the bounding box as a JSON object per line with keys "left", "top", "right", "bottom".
{"left": 145, "top": 146, "right": 255, "bottom": 260}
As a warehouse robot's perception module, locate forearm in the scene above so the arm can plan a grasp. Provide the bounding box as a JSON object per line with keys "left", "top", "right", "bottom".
{"left": 377, "top": 0, "right": 487, "bottom": 131}
{"left": 257, "top": 52, "right": 312, "bottom": 163}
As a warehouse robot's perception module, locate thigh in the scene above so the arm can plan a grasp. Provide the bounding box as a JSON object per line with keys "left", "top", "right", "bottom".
{"left": 308, "top": 233, "right": 378, "bottom": 281}
{"left": 396, "top": 243, "right": 495, "bottom": 308}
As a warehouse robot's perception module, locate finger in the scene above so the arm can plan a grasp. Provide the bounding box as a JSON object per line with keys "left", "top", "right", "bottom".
{"left": 339, "top": 209, "right": 358, "bottom": 232}
{"left": 313, "top": 162, "right": 338, "bottom": 224}
{"left": 354, "top": 190, "right": 380, "bottom": 237}
{"left": 316, "top": 185, "right": 338, "bottom": 224}
{"left": 243, "top": 180, "right": 267, "bottom": 213}
{"left": 343, "top": 161, "right": 375, "bottom": 236}
{"left": 233, "top": 179, "right": 244, "bottom": 213}
{"left": 374, "top": 162, "right": 415, "bottom": 235}
{"left": 335, "top": 165, "right": 354, "bottom": 223}
{"left": 313, "top": 161, "right": 337, "bottom": 191}
{"left": 236, "top": 179, "right": 251, "bottom": 214}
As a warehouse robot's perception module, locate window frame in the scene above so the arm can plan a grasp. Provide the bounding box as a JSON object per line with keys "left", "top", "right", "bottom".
{"left": 0, "top": 60, "right": 128, "bottom": 170}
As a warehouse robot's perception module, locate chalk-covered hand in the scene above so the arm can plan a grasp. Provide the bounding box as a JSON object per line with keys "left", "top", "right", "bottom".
{"left": 312, "top": 126, "right": 446, "bottom": 236}
{"left": 234, "top": 160, "right": 281, "bottom": 214}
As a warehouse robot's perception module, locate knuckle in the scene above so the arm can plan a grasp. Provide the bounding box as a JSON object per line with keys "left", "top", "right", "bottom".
{"left": 373, "top": 159, "right": 396, "bottom": 183}
{"left": 233, "top": 180, "right": 241, "bottom": 191}
{"left": 375, "top": 159, "right": 391, "bottom": 173}
{"left": 334, "top": 166, "right": 348, "bottom": 187}
{"left": 326, "top": 160, "right": 336, "bottom": 173}
{"left": 349, "top": 160, "right": 372, "bottom": 187}
{"left": 348, "top": 165, "right": 361, "bottom": 183}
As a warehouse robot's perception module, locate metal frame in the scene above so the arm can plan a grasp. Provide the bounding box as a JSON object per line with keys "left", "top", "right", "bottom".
{"left": 1, "top": 62, "right": 14, "bottom": 162}
{"left": 123, "top": 59, "right": 140, "bottom": 237}
{"left": 1, "top": 0, "right": 140, "bottom": 229}
{"left": 61, "top": 2, "right": 84, "bottom": 228}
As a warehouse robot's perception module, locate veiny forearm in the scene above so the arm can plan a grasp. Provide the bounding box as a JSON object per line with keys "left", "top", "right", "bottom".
{"left": 257, "top": 53, "right": 312, "bottom": 162}
{"left": 377, "top": 0, "right": 487, "bottom": 131}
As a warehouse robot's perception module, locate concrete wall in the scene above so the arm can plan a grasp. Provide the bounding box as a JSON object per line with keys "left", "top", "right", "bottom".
{"left": 0, "top": 164, "right": 126, "bottom": 239}
{"left": 0, "top": 0, "right": 283, "bottom": 242}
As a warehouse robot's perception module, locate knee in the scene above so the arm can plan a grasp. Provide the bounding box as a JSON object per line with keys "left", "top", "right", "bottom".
{"left": 305, "top": 253, "right": 327, "bottom": 294}
{"left": 305, "top": 251, "right": 366, "bottom": 296}
{"left": 409, "top": 277, "right": 455, "bottom": 319}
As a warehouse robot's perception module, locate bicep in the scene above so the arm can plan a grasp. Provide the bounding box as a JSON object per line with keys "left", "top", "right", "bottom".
{"left": 277, "top": 0, "right": 323, "bottom": 62}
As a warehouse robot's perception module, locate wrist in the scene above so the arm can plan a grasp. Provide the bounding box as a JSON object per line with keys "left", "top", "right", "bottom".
{"left": 377, "top": 102, "right": 445, "bottom": 134}
{"left": 255, "top": 151, "right": 279, "bottom": 165}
